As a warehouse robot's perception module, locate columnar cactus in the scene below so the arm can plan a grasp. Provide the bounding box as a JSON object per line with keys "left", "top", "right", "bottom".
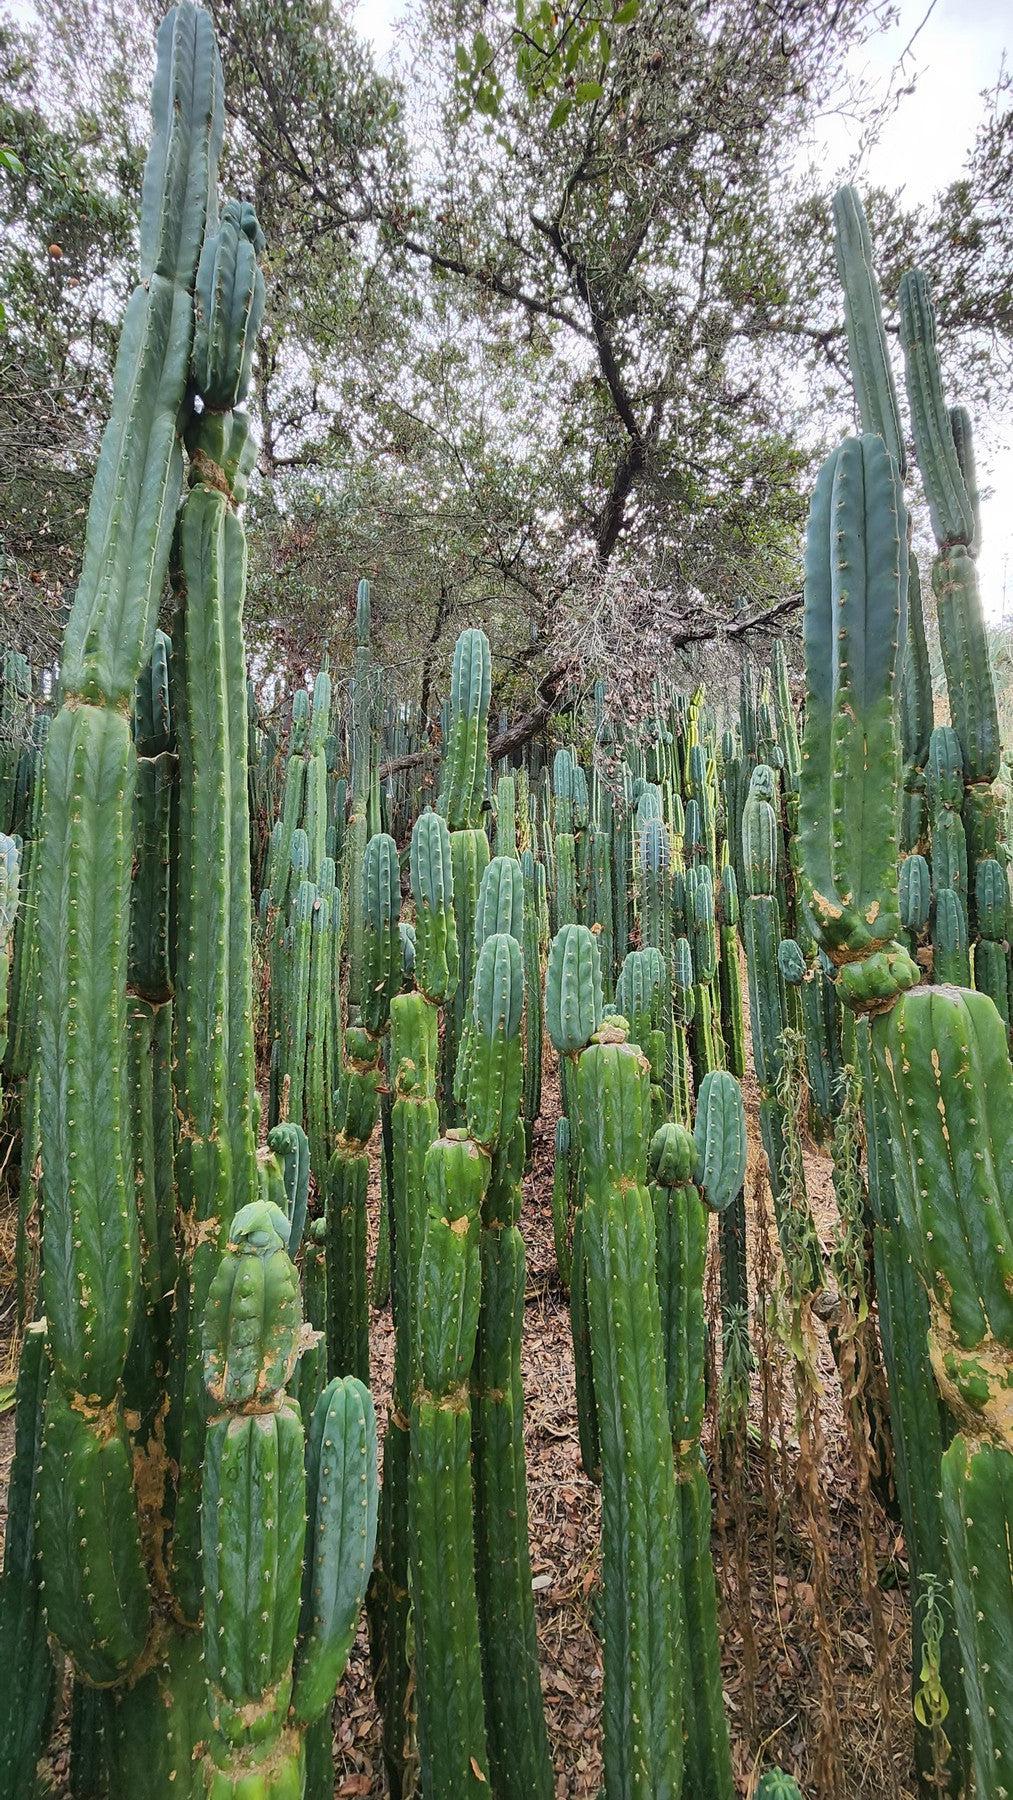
{"left": 441, "top": 886, "right": 553, "bottom": 1795}
{"left": 649, "top": 1080, "right": 744, "bottom": 1800}
{"left": 800, "top": 431, "right": 982, "bottom": 1793}
{"left": 551, "top": 747, "right": 580, "bottom": 930}
{"left": 370, "top": 810, "right": 460, "bottom": 1794}
{"left": 899, "top": 266, "right": 1006, "bottom": 1002}
{"left": 572, "top": 1004, "right": 684, "bottom": 1796}
{"left": 639, "top": 814, "right": 673, "bottom": 969}
{"left": 741, "top": 764, "right": 821, "bottom": 1285}
{"left": 439, "top": 627, "right": 492, "bottom": 832}
{"left": 374, "top": 992, "right": 441, "bottom": 1794}
{"left": 471, "top": 1111, "right": 553, "bottom": 1796}
{"left": 201, "top": 1201, "right": 377, "bottom": 1798}
{"left": 898, "top": 270, "right": 975, "bottom": 550}
{"left": 346, "top": 579, "right": 376, "bottom": 1012}
{"left": 832, "top": 185, "right": 906, "bottom": 475}
{"left": 899, "top": 556, "right": 933, "bottom": 855}
{"left": 167, "top": 195, "right": 264, "bottom": 1622}
{"left": 0, "top": 1320, "right": 55, "bottom": 1789}
{"left": 37, "top": 0, "right": 225, "bottom": 1688}
{"left": 264, "top": 671, "right": 343, "bottom": 1191}
{"left": 520, "top": 847, "right": 547, "bottom": 1147}
{"left": 438, "top": 629, "right": 492, "bottom": 1111}
{"left": 548, "top": 924, "right": 604, "bottom": 1480}
{"left": 410, "top": 1133, "right": 491, "bottom": 1797}
{"left": 327, "top": 831, "right": 399, "bottom": 1383}
{"left": 0, "top": 832, "right": 19, "bottom": 1073}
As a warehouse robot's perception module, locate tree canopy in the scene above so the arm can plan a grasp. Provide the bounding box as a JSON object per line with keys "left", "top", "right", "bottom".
{"left": 1, "top": 0, "right": 1010, "bottom": 721}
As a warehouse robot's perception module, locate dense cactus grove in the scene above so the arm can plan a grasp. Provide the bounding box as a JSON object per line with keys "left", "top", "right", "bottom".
{"left": 0, "top": 9, "right": 1011, "bottom": 1799}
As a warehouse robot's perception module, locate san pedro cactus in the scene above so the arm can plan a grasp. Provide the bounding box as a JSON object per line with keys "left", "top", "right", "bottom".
{"left": 0, "top": 1321, "right": 56, "bottom": 1790}
{"left": 742, "top": 763, "right": 821, "bottom": 1286}
{"left": 373, "top": 992, "right": 441, "bottom": 1794}
{"left": 800, "top": 430, "right": 982, "bottom": 1794}
{"left": 437, "top": 634, "right": 493, "bottom": 1111}
{"left": 467, "top": 949, "right": 552, "bottom": 1798}
{"left": 832, "top": 185, "right": 906, "bottom": 475}
{"left": 410, "top": 808, "right": 460, "bottom": 1003}
{"left": 898, "top": 270, "right": 975, "bottom": 550}
{"left": 547, "top": 924, "right": 604, "bottom": 1480}
{"left": 37, "top": 0, "right": 225, "bottom": 1688}
{"left": 201, "top": 1200, "right": 378, "bottom": 1798}
{"left": 346, "top": 579, "right": 376, "bottom": 1012}
{"left": 410, "top": 1133, "right": 491, "bottom": 1797}
{"left": 167, "top": 195, "right": 264, "bottom": 1623}
{"left": 327, "top": 831, "right": 399, "bottom": 1383}
{"left": 439, "top": 627, "right": 492, "bottom": 831}
{"left": 574, "top": 1014, "right": 684, "bottom": 1797}
{"left": 899, "top": 557, "right": 933, "bottom": 854}
{"left": 650, "top": 1082, "right": 745, "bottom": 1800}
{"left": 0, "top": 833, "right": 19, "bottom": 1087}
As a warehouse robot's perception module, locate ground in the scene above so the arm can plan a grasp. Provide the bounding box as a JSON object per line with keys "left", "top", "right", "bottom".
{"left": 0, "top": 1062, "right": 919, "bottom": 1798}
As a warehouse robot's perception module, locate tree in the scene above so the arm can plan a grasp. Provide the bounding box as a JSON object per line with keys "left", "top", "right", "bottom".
{"left": 1, "top": 0, "right": 1010, "bottom": 734}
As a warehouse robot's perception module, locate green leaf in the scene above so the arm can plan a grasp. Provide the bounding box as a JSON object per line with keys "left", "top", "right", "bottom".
{"left": 455, "top": 43, "right": 471, "bottom": 71}
{"left": 574, "top": 81, "right": 604, "bottom": 103}
{"left": 548, "top": 98, "right": 573, "bottom": 129}
{"left": 0, "top": 146, "right": 25, "bottom": 175}
{"left": 473, "top": 30, "right": 493, "bottom": 68}
{"left": 612, "top": 0, "right": 640, "bottom": 20}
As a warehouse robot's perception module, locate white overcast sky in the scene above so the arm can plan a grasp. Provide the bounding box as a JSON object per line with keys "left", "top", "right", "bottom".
{"left": 355, "top": 0, "right": 1012, "bottom": 619}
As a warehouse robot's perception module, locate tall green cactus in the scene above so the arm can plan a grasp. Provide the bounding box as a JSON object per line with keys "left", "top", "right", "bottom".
{"left": 465, "top": 929, "right": 553, "bottom": 1799}
{"left": 346, "top": 578, "right": 376, "bottom": 1012}
{"left": 897, "top": 266, "right": 1005, "bottom": 1017}
{"left": 0, "top": 1321, "right": 56, "bottom": 1791}
{"left": 649, "top": 1080, "right": 745, "bottom": 1800}
{"left": 574, "top": 1014, "right": 684, "bottom": 1797}
{"left": 440, "top": 627, "right": 491, "bottom": 831}
{"left": 547, "top": 924, "right": 604, "bottom": 1480}
{"left": 742, "top": 763, "right": 821, "bottom": 1286}
{"left": 439, "top": 630, "right": 492, "bottom": 1113}
{"left": 37, "top": 0, "right": 225, "bottom": 1692}
{"left": 832, "top": 185, "right": 906, "bottom": 476}
{"left": 327, "top": 831, "right": 399, "bottom": 1383}
{"left": 372, "top": 811, "right": 462, "bottom": 1793}
{"left": 201, "top": 1199, "right": 378, "bottom": 1799}
{"left": 800, "top": 431, "right": 979, "bottom": 1794}
{"left": 167, "top": 197, "right": 264, "bottom": 1623}
{"left": 410, "top": 1133, "right": 491, "bottom": 1798}
{"left": 374, "top": 993, "right": 441, "bottom": 1795}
